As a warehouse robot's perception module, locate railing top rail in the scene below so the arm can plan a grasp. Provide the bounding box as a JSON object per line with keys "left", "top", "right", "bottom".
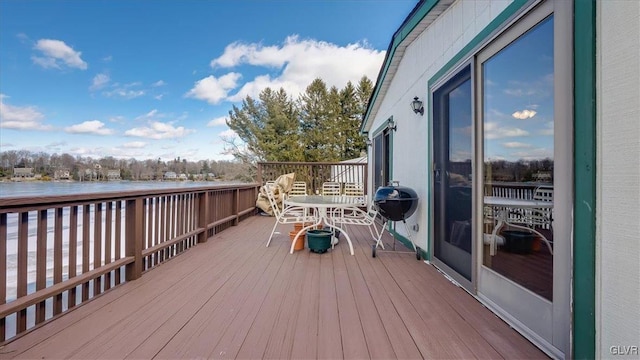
{"left": 0, "top": 183, "right": 259, "bottom": 212}
{"left": 485, "top": 181, "right": 553, "bottom": 189}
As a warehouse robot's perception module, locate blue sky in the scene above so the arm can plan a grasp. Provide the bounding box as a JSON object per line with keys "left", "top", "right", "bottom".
{"left": 0, "top": 0, "right": 417, "bottom": 162}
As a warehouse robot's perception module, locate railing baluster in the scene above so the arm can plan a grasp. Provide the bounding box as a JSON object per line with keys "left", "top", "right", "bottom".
{"left": 1, "top": 213, "right": 6, "bottom": 342}
{"left": 82, "top": 205, "right": 90, "bottom": 301}
{"left": 104, "top": 202, "right": 112, "bottom": 291}
{"left": 54, "top": 207, "right": 63, "bottom": 315}
{"left": 93, "top": 203, "right": 102, "bottom": 296}
{"left": 17, "top": 212, "right": 28, "bottom": 333}
{"left": 154, "top": 196, "right": 160, "bottom": 265}
{"left": 36, "top": 210, "right": 47, "bottom": 324}
{"left": 144, "top": 198, "right": 153, "bottom": 270}
{"left": 115, "top": 201, "right": 122, "bottom": 286}
{"left": 68, "top": 206, "right": 78, "bottom": 309}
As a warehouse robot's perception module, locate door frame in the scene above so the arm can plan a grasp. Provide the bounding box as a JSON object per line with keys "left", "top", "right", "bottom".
{"left": 473, "top": 0, "right": 573, "bottom": 357}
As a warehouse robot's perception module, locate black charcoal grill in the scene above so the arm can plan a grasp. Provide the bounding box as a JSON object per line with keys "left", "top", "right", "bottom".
{"left": 373, "top": 184, "right": 419, "bottom": 221}
{"left": 372, "top": 182, "right": 421, "bottom": 259}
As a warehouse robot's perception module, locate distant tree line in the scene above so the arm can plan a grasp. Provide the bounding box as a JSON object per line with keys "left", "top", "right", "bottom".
{"left": 485, "top": 158, "right": 554, "bottom": 183}
{"left": 0, "top": 150, "right": 253, "bottom": 182}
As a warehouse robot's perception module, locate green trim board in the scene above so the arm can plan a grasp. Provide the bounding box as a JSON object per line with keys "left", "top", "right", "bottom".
{"left": 572, "top": 0, "right": 596, "bottom": 358}
{"left": 428, "top": 0, "right": 530, "bottom": 87}
{"left": 361, "top": 0, "right": 440, "bottom": 132}
{"left": 371, "top": 116, "right": 393, "bottom": 137}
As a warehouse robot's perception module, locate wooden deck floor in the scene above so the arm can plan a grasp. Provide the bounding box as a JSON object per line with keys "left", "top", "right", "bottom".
{"left": 0, "top": 215, "right": 547, "bottom": 359}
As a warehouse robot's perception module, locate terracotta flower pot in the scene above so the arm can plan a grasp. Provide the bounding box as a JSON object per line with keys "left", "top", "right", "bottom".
{"left": 289, "top": 230, "right": 305, "bottom": 251}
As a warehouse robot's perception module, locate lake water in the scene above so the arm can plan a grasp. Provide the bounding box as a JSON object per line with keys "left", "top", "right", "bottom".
{"left": 0, "top": 180, "right": 246, "bottom": 198}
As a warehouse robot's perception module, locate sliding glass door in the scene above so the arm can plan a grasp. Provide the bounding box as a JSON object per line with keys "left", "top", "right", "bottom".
{"left": 432, "top": 66, "right": 473, "bottom": 287}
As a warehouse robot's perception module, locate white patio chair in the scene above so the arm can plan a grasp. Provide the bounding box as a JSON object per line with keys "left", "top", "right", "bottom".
{"left": 531, "top": 185, "right": 553, "bottom": 229}
{"left": 331, "top": 202, "right": 382, "bottom": 248}
{"left": 265, "top": 183, "right": 317, "bottom": 248}
{"left": 289, "top": 181, "right": 308, "bottom": 196}
{"left": 322, "top": 182, "right": 342, "bottom": 196}
{"left": 343, "top": 182, "right": 366, "bottom": 206}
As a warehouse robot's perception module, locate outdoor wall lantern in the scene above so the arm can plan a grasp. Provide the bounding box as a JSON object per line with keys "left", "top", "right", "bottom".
{"left": 365, "top": 138, "right": 372, "bottom": 147}
{"left": 411, "top": 96, "right": 424, "bottom": 115}
{"left": 387, "top": 118, "right": 397, "bottom": 132}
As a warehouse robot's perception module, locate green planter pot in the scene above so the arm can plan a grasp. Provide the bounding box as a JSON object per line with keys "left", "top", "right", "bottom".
{"left": 306, "top": 229, "right": 333, "bottom": 254}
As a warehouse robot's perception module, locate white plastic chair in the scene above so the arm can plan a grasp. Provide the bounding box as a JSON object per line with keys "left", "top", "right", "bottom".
{"left": 331, "top": 202, "right": 382, "bottom": 247}
{"left": 343, "top": 182, "right": 366, "bottom": 206}
{"left": 289, "top": 181, "right": 308, "bottom": 196}
{"left": 531, "top": 186, "right": 553, "bottom": 228}
{"left": 322, "top": 182, "right": 342, "bottom": 196}
{"left": 264, "top": 184, "right": 316, "bottom": 247}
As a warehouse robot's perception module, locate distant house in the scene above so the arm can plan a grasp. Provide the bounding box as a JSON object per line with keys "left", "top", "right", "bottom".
{"left": 533, "top": 171, "right": 552, "bottom": 182}
{"left": 13, "top": 168, "right": 34, "bottom": 179}
{"left": 207, "top": 173, "right": 216, "bottom": 180}
{"left": 178, "top": 173, "right": 188, "bottom": 181}
{"left": 54, "top": 169, "right": 71, "bottom": 180}
{"left": 164, "top": 171, "right": 177, "bottom": 180}
{"left": 106, "top": 169, "right": 121, "bottom": 181}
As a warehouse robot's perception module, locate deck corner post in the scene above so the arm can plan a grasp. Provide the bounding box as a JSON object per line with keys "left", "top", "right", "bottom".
{"left": 125, "top": 198, "right": 143, "bottom": 281}
{"left": 198, "top": 191, "right": 210, "bottom": 243}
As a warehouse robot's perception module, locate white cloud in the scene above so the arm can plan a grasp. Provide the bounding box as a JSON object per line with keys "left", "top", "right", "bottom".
{"left": 123, "top": 141, "right": 147, "bottom": 148}
{"left": 511, "top": 147, "right": 553, "bottom": 160}
{"left": 502, "top": 141, "right": 532, "bottom": 149}
{"left": 136, "top": 109, "right": 160, "bottom": 121}
{"left": 512, "top": 109, "right": 537, "bottom": 120}
{"left": 0, "top": 94, "right": 52, "bottom": 130}
{"left": 108, "top": 115, "right": 125, "bottom": 123}
{"left": 484, "top": 122, "right": 529, "bottom": 139}
{"left": 103, "top": 81, "right": 146, "bottom": 99}
{"left": 185, "top": 73, "right": 242, "bottom": 104}
{"left": 104, "top": 88, "right": 145, "bottom": 99}
{"left": 65, "top": 120, "right": 114, "bottom": 135}
{"left": 152, "top": 80, "right": 166, "bottom": 87}
{"left": 90, "top": 73, "right": 110, "bottom": 91}
{"left": 189, "top": 36, "right": 385, "bottom": 104}
{"left": 219, "top": 129, "right": 238, "bottom": 138}
{"left": 45, "top": 141, "right": 67, "bottom": 150}
{"left": 207, "top": 116, "right": 228, "bottom": 127}
{"left": 125, "top": 121, "right": 194, "bottom": 139}
{"left": 32, "top": 39, "right": 87, "bottom": 70}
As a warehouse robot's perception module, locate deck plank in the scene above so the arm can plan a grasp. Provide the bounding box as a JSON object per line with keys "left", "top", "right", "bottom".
{"left": 0, "top": 215, "right": 547, "bottom": 360}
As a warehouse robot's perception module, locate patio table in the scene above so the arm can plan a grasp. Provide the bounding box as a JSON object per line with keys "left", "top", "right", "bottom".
{"left": 484, "top": 196, "right": 554, "bottom": 256}
{"left": 284, "top": 195, "right": 364, "bottom": 255}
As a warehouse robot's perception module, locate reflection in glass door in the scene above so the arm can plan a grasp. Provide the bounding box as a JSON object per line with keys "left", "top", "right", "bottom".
{"left": 476, "top": 8, "right": 568, "bottom": 354}
{"left": 432, "top": 66, "right": 473, "bottom": 283}
{"left": 481, "top": 15, "right": 554, "bottom": 300}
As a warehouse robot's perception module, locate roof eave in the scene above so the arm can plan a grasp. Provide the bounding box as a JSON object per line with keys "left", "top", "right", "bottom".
{"left": 360, "top": 0, "right": 455, "bottom": 133}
